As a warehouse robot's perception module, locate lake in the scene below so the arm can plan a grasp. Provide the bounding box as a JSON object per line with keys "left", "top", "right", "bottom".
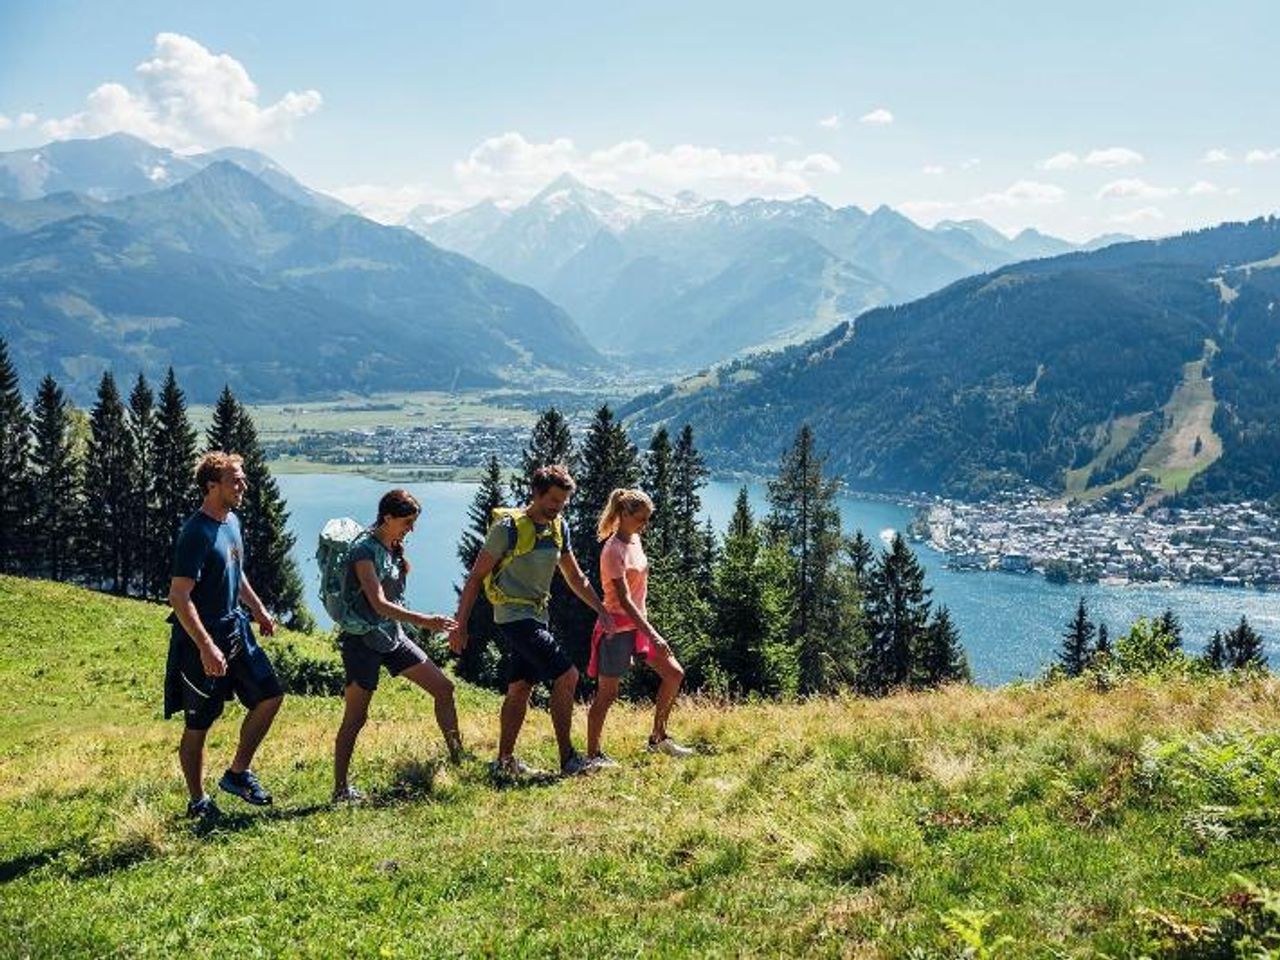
{"left": 277, "top": 473, "right": 1280, "bottom": 685}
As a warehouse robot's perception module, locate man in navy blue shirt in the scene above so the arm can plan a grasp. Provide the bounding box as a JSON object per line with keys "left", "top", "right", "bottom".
{"left": 165, "top": 451, "right": 284, "bottom": 821}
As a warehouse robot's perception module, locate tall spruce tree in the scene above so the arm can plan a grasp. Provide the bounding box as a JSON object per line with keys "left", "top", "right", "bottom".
{"left": 912, "top": 605, "right": 970, "bottom": 687}
{"left": 455, "top": 455, "right": 507, "bottom": 688}
{"left": 643, "top": 426, "right": 674, "bottom": 558}
{"left": 863, "top": 534, "right": 931, "bottom": 694}
{"left": 207, "top": 385, "right": 239, "bottom": 455}
{"left": 767, "top": 424, "right": 847, "bottom": 693}
{"left": 149, "top": 369, "right": 199, "bottom": 597}
{"left": 30, "top": 375, "right": 81, "bottom": 581}
{"left": 711, "top": 488, "right": 770, "bottom": 692}
{"left": 670, "top": 424, "right": 708, "bottom": 575}
{"left": 1204, "top": 630, "right": 1227, "bottom": 671}
{"left": 511, "top": 407, "right": 576, "bottom": 505}
{"left": 125, "top": 374, "right": 155, "bottom": 596}
{"left": 845, "top": 530, "right": 875, "bottom": 590}
{"left": 1095, "top": 622, "right": 1111, "bottom": 659}
{"left": 1224, "top": 615, "right": 1266, "bottom": 669}
{"left": 0, "top": 340, "right": 32, "bottom": 574}
{"left": 568, "top": 405, "right": 640, "bottom": 669}
{"left": 83, "top": 372, "right": 136, "bottom": 594}
{"left": 223, "top": 396, "right": 309, "bottom": 628}
{"left": 1060, "top": 597, "right": 1096, "bottom": 677}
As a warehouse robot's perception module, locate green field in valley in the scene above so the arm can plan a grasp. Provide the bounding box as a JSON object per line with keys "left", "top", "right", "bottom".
{"left": 5, "top": 576, "right": 1280, "bottom": 957}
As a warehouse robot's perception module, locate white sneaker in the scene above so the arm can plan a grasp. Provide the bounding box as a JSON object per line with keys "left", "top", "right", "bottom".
{"left": 489, "top": 756, "right": 548, "bottom": 782}
{"left": 588, "top": 751, "right": 621, "bottom": 770}
{"left": 648, "top": 736, "right": 694, "bottom": 758}
{"left": 332, "top": 784, "right": 366, "bottom": 805}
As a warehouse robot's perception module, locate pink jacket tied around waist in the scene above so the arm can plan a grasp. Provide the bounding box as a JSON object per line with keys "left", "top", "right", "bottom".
{"left": 588, "top": 612, "right": 654, "bottom": 678}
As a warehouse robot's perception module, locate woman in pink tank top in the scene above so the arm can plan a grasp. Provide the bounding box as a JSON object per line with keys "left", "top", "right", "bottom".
{"left": 586, "top": 488, "right": 693, "bottom": 767}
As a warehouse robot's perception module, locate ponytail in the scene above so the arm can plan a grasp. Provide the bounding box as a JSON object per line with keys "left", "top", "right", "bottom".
{"left": 597, "top": 488, "right": 655, "bottom": 542}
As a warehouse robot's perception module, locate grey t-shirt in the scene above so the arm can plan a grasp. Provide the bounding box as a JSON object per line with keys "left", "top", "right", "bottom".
{"left": 483, "top": 514, "right": 572, "bottom": 625}
{"left": 346, "top": 533, "right": 406, "bottom": 652}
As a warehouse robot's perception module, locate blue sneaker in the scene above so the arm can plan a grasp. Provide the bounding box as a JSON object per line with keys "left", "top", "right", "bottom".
{"left": 218, "top": 768, "right": 273, "bottom": 806}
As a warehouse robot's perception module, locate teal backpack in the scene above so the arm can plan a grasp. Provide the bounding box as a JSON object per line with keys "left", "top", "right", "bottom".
{"left": 316, "top": 517, "right": 382, "bottom": 634}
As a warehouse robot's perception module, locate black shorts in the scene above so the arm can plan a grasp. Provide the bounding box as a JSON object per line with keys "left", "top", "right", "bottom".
{"left": 164, "top": 627, "right": 283, "bottom": 731}
{"left": 499, "top": 619, "right": 574, "bottom": 686}
{"left": 339, "top": 634, "right": 431, "bottom": 691}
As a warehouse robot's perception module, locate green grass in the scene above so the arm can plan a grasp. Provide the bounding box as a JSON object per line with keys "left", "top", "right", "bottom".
{"left": 4, "top": 576, "right": 1280, "bottom": 957}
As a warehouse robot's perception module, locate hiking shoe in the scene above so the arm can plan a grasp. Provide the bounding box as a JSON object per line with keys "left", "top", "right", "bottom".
{"left": 587, "top": 751, "right": 621, "bottom": 770}
{"left": 186, "top": 795, "right": 222, "bottom": 822}
{"left": 218, "top": 768, "right": 273, "bottom": 806}
{"left": 560, "top": 751, "right": 593, "bottom": 777}
{"left": 332, "top": 784, "right": 366, "bottom": 805}
{"left": 648, "top": 736, "right": 695, "bottom": 758}
{"left": 488, "top": 756, "right": 547, "bottom": 783}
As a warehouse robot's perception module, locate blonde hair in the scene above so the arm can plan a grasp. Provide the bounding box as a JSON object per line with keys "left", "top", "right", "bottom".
{"left": 597, "top": 488, "right": 654, "bottom": 542}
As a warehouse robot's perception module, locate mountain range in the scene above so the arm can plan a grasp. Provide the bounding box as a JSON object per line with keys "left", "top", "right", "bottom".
{"left": 406, "top": 175, "right": 1132, "bottom": 369}
{"left": 0, "top": 136, "right": 601, "bottom": 401}
{"left": 621, "top": 216, "right": 1280, "bottom": 504}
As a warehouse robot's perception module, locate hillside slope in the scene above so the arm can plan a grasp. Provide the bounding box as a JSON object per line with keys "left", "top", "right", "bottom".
{"left": 4, "top": 576, "right": 1280, "bottom": 956}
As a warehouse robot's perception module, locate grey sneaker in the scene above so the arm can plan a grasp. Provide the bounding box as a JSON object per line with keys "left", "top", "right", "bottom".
{"left": 560, "top": 751, "right": 592, "bottom": 777}
{"left": 489, "top": 756, "right": 547, "bottom": 783}
{"left": 587, "top": 751, "right": 621, "bottom": 770}
{"left": 332, "top": 784, "right": 366, "bottom": 805}
{"left": 186, "top": 795, "right": 222, "bottom": 823}
{"left": 218, "top": 767, "right": 272, "bottom": 806}
{"left": 648, "top": 736, "right": 694, "bottom": 758}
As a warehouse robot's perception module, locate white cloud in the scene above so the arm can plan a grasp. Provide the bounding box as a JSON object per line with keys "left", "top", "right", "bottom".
{"left": 818, "top": 114, "right": 841, "bottom": 130}
{"left": 329, "top": 183, "right": 462, "bottom": 224}
{"left": 922, "top": 164, "right": 945, "bottom": 175}
{"left": 1038, "top": 151, "right": 1080, "bottom": 171}
{"left": 1188, "top": 180, "right": 1220, "bottom": 196}
{"left": 975, "top": 179, "right": 1066, "bottom": 206}
{"left": 17, "top": 112, "right": 38, "bottom": 129}
{"left": 1245, "top": 148, "right": 1280, "bottom": 164}
{"left": 1201, "top": 148, "right": 1230, "bottom": 164}
{"left": 959, "top": 157, "right": 981, "bottom": 170}
{"left": 0, "top": 114, "right": 10, "bottom": 131}
{"left": 1085, "top": 147, "right": 1144, "bottom": 167}
{"left": 898, "top": 199, "right": 954, "bottom": 222}
{"left": 1110, "top": 206, "right": 1165, "bottom": 225}
{"left": 859, "top": 108, "right": 894, "bottom": 125}
{"left": 41, "top": 32, "right": 321, "bottom": 150}
{"left": 1097, "top": 178, "right": 1178, "bottom": 200}
{"left": 452, "top": 131, "right": 840, "bottom": 201}
{"left": 768, "top": 134, "right": 801, "bottom": 146}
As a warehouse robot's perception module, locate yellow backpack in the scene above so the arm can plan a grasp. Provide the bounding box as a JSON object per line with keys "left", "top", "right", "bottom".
{"left": 483, "top": 507, "right": 565, "bottom": 607}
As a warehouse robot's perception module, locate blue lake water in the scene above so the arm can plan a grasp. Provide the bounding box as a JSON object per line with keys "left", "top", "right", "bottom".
{"left": 278, "top": 473, "right": 1280, "bottom": 685}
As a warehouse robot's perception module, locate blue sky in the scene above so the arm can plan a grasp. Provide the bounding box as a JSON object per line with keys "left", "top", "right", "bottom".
{"left": 2, "top": 1, "right": 1277, "bottom": 239}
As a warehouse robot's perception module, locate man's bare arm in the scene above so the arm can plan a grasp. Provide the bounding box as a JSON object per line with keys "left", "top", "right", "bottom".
{"left": 169, "top": 576, "right": 228, "bottom": 676}
{"left": 450, "top": 550, "right": 499, "bottom": 653}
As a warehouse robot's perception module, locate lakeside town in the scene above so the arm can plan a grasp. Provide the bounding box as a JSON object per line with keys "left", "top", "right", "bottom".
{"left": 916, "top": 493, "right": 1280, "bottom": 588}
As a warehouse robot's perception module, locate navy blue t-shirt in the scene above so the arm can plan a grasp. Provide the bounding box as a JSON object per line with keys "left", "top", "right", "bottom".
{"left": 172, "top": 510, "right": 244, "bottom": 631}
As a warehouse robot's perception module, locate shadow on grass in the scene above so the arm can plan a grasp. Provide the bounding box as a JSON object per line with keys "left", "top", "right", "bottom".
{"left": 0, "top": 845, "right": 71, "bottom": 883}
{"left": 193, "top": 801, "right": 331, "bottom": 839}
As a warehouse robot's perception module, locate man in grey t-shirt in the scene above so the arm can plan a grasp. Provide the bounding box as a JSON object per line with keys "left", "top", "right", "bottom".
{"left": 451, "top": 464, "right": 614, "bottom": 779}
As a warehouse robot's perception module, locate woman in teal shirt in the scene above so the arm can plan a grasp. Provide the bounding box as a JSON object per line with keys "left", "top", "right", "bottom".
{"left": 333, "top": 489, "right": 463, "bottom": 802}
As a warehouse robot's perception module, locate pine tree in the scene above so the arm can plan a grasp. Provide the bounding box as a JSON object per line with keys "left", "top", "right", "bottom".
{"left": 511, "top": 407, "right": 576, "bottom": 505}
{"left": 1224, "top": 615, "right": 1266, "bottom": 670}
{"left": 125, "top": 374, "right": 155, "bottom": 596}
{"left": 83, "top": 372, "right": 136, "bottom": 594}
{"left": 29, "top": 375, "right": 82, "bottom": 581}
{"left": 1203, "top": 630, "right": 1227, "bottom": 671}
{"left": 912, "top": 605, "right": 970, "bottom": 688}
{"left": 845, "top": 530, "right": 875, "bottom": 589}
{"left": 1060, "top": 597, "right": 1096, "bottom": 677}
{"left": 1157, "top": 608, "right": 1184, "bottom": 656}
{"left": 567, "top": 405, "right": 640, "bottom": 669}
{"left": 1095, "top": 622, "right": 1111, "bottom": 658}
{"left": 767, "top": 425, "right": 847, "bottom": 693}
{"left": 0, "top": 340, "right": 32, "bottom": 573}
{"left": 455, "top": 455, "right": 507, "bottom": 688}
{"left": 643, "top": 426, "right": 674, "bottom": 558}
{"left": 226, "top": 397, "right": 309, "bottom": 629}
{"left": 206, "top": 385, "right": 239, "bottom": 455}
{"left": 149, "top": 369, "right": 199, "bottom": 597}
{"left": 863, "top": 534, "right": 932, "bottom": 694}
{"left": 670, "top": 424, "right": 708, "bottom": 575}
{"left": 711, "top": 489, "right": 769, "bottom": 692}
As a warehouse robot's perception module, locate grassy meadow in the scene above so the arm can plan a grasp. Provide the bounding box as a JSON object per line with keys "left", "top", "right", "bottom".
{"left": 4, "top": 575, "right": 1280, "bottom": 957}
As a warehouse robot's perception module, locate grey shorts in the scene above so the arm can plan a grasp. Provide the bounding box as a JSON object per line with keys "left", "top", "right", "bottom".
{"left": 598, "top": 630, "right": 644, "bottom": 678}
{"left": 340, "top": 634, "right": 430, "bottom": 691}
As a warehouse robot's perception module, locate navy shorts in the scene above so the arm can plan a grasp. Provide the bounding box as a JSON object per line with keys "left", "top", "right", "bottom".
{"left": 499, "top": 619, "right": 574, "bottom": 686}
{"left": 339, "top": 634, "right": 431, "bottom": 691}
{"left": 164, "top": 625, "right": 283, "bottom": 731}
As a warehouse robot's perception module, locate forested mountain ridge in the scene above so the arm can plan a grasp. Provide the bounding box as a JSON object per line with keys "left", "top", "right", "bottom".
{"left": 622, "top": 216, "right": 1280, "bottom": 504}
